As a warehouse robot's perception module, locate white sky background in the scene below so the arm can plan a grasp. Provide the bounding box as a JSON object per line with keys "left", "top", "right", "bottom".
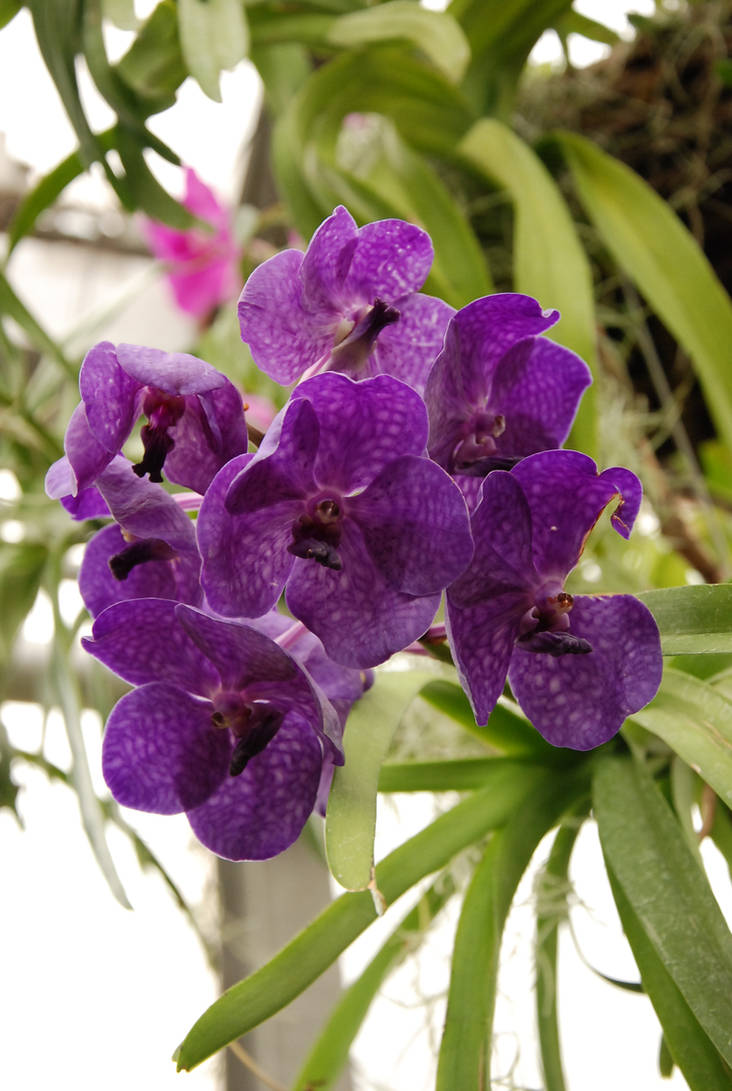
{"left": 1, "top": 2, "right": 726, "bottom": 1090}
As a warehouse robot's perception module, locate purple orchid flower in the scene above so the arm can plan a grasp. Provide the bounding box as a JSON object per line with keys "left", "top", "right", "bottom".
{"left": 424, "top": 294, "right": 592, "bottom": 506}
{"left": 141, "top": 167, "right": 241, "bottom": 321}
{"left": 238, "top": 205, "right": 454, "bottom": 393}
{"left": 44, "top": 341, "right": 248, "bottom": 500}
{"left": 84, "top": 599, "right": 344, "bottom": 860}
{"left": 446, "top": 450, "right": 662, "bottom": 749}
{"left": 77, "top": 458, "right": 203, "bottom": 617}
{"left": 197, "top": 372, "right": 474, "bottom": 668}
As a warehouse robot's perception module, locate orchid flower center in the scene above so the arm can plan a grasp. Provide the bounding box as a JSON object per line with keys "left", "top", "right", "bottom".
{"left": 288, "top": 495, "right": 344, "bottom": 570}
{"left": 517, "top": 586, "right": 592, "bottom": 657}
{"left": 108, "top": 536, "right": 178, "bottom": 580}
{"left": 327, "top": 298, "right": 400, "bottom": 374}
{"left": 132, "top": 389, "right": 187, "bottom": 482}
{"left": 451, "top": 409, "right": 518, "bottom": 475}
{"left": 211, "top": 691, "right": 284, "bottom": 776}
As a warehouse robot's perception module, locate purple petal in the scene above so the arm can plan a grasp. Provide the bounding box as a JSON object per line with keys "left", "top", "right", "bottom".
{"left": 186, "top": 713, "right": 324, "bottom": 860}
{"left": 238, "top": 249, "right": 336, "bottom": 384}
{"left": 79, "top": 342, "right": 141, "bottom": 454}
{"left": 447, "top": 471, "right": 535, "bottom": 608}
{"left": 343, "top": 218, "right": 433, "bottom": 303}
{"left": 164, "top": 381, "right": 248, "bottom": 493}
{"left": 79, "top": 524, "right": 201, "bottom": 617}
{"left": 446, "top": 591, "right": 528, "bottom": 725}
{"left": 116, "top": 344, "right": 226, "bottom": 395}
{"left": 300, "top": 205, "right": 359, "bottom": 313}
{"left": 225, "top": 397, "right": 318, "bottom": 515}
{"left": 286, "top": 519, "right": 440, "bottom": 668}
{"left": 511, "top": 450, "right": 639, "bottom": 581}
{"left": 508, "top": 594, "right": 662, "bottom": 749}
{"left": 293, "top": 373, "right": 428, "bottom": 493}
{"left": 599, "top": 465, "right": 642, "bottom": 539}
{"left": 94, "top": 458, "right": 198, "bottom": 554}
{"left": 492, "top": 338, "right": 592, "bottom": 455}
{"left": 61, "top": 403, "right": 116, "bottom": 493}
{"left": 370, "top": 293, "right": 454, "bottom": 394}
{"left": 198, "top": 454, "right": 297, "bottom": 617}
{"left": 350, "top": 454, "right": 473, "bottom": 595}
{"left": 102, "top": 683, "right": 228, "bottom": 813}
{"left": 45, "top": 456, "right": 110, "bottom": 518}
{"left": 83, "top": 598, "right": 219, "bottom": 694}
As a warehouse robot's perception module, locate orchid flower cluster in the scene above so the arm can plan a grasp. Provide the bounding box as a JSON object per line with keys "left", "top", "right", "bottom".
{"left": 46, "top": 205, "right": 662, "bottom": 861}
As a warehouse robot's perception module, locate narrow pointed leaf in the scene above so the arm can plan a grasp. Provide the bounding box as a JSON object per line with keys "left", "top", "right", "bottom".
{"left": 558, "top": 131, "right": 732, "bottom": 450}
{"left": 594, "top": 756, "right": 732, "bottom": 1068}
{"left": 458, "top": 119, "right": 597, "bottom": 456}
{"left": 638, "top": 585, "right": 732, "bottom": 655}
{"left": 378, "top": 756, "right": 542, "bottom": 792}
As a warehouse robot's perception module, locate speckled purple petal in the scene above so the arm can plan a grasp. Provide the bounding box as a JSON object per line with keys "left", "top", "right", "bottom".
{"left": 447, "top": 471, "right": 535, "bottom": 609}
{"left": 116, "top": 344, "right": 226, "bottom": 395}
{"left": 102, "top": 682, "right": 228, "bottom": 813}
{"left": 93, "top": 458, "right": 198, "bottom": 555}
{"left": 82, "top": 598, "right": 219, "bottom": 694}
{"left": 446, "top": 590, "right": 529, "bottom": 725}
{"left": 511, "top": 451, "right": 641, "bottom": 581}
{"left": 369, "top": 293, "right": 454, "bottom": 393}
{"left": 350, "top": 454, "right": 472, "bottom": 595}
{"left": 293, "top": 373, "right": 428, "bottom": 493}
{"left": 198, "top": 454, "right": 298, "bottom": 617}
{"left": 79, "top": 341, "right": 141, "bottom": 454}
{"left": 186, "top": 712, "right": 324, "bottom": 860}
{"left": 79, "top": 524, "right": 201, "bottom": 617}
{"left": 286, "top": 518, "right": 440, "bottom": 668}
{"left": 343, "top": 218, "right": 433, "bottom": 303}
{"left": 508, "top": 593, "right": 662, "bottom": 749}
{"left": 238, "top": 249, "right": 336, "bottom": 384}
{"left": 225, "top": 397, "right": 318, "bottom": 515}
{"left": 492, "top": 338, "right": 592, "bottom": 455}
{"left": 163, "top": 381, "right": 247, "bottom": 493}
{"left": 300, "top": 206, "right": 358, "bottom": 313}
{"left": 60, "top": 403, "right": 116, "bottom": 494}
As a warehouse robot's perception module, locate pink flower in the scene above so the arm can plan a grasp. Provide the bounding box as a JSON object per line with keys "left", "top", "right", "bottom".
{"left": 142, "top": 168, "right": 240, "bottom": 320}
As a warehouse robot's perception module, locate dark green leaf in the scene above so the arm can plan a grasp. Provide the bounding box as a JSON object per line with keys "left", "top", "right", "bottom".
{"left": 594, "top": 756, "right": 732, "bottom": 1070}
{"left": 553, "top": 9, "right": 620, "bottom": 46}
{"left": 176, "top": 764, "right": 551, "bottom": 1070}
{"left": 638, "top": 585, "right": 732, "bottom": 655}
{"left": 115, "top": 1, "right": 187, "bottom": 108}
{"left": 0, "top": 0, "right": 21, "bottom": 31}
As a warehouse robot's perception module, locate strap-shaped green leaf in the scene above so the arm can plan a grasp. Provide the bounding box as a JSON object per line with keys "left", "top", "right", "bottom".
{"left": 178, "top": 0, "right": 249, "bottom": 102}
{"left": 378, "top": 756, "right": 543, "bottom": 792}
{"left": 607, "top": 868, "right": 731, "bottom": 1090}
{"left": 631, "top": 668, "right": 732, "bottom": 807}
{"left": 458, "top": 119, "right": 597, "bottom": 456}
{"left": 326, "top": 668, "right": 435, "bottom": 891}
{"left": 594, "top": 756, "right": 732, "bottom": 1069}
{"left": 293, "top": 877, "right": 455, "bottom": 1091}
{"left": 558, "top": 131, "right": 732, "bottom": 451}
{"left": 176, "top": 764, "right": 549, "bottom": 1070}
{"left": 436, "top": 767, "right": 588, "bottom": 1090}
{"left": 328, "top": 1, "right": 470, "bottom": 84}
{"left": 638, "top": 585, "right": 732, "bottom": 655}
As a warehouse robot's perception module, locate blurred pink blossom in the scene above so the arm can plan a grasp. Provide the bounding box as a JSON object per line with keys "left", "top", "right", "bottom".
{"left": 141, "top": 168, "right": 241, "bottom": 321}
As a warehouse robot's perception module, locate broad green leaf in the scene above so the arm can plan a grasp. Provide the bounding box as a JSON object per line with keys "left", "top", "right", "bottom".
{"left": 630, "top": 668, "right": 732, "bottom": 807}
{"left": 558, "top": 132, "right": 732, "bottom": 451}
{"left": 176, "top": 763, "right": 549, "bottom": 1070}
{"left": 378, "top": 756, "right": 542, "bottom": 793}
{"left": 115, "top": 1, "right": 187, "bottom": 108}
{"left": 608, "top": 868, "right": 731, "bottom": 1090}
{"left": 328, "top": 1, "right": 470, "bottom": 84}
{"left": 178, "top": 0, "right": 249, "bottom": 102}
{"left": 638, "top": 585, "right": 732, "bottom": 655}
{"left": 0, "top": 543, "right": 47, "bottom": 669}
{"left": 0, "top": 0, "right": 21, "bottom": 30}
{"left": 103, "top": 0, "right": 137, "bottom": 28}
{"left": 436, "top": 768, "right": 588, "bottom": 1090}
{"left": 114, "top": 127, "right": 194, "bottom": 229}
{"left": 458, "top": 119, "right": 597, "bottom": 456}
{"left": 293, "top": 877, "right": 454, "bottom": 1091}
{"left": 535, "top": 819, "right": 582, "bottom": 1091}
{"left": 594, "top": 756, "right": 732, "bottom": 1069}
{"left": 326, "top": 668, "right": 435, "bottom": 890}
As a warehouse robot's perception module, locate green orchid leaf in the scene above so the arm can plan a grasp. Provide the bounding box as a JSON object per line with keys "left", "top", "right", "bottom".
{"left": 178, "top": 0, "right": 249, "bottom": 102}
{"left": 458, "top": 119, "right": 597, "bottom": 456}
{"left": 115, "top": 1, "right": 187, "bottom": 108}
{"left": 0, "top": 543, "right": 47, "bottom": 671}
{"left": 558, "top": 131, "right": 732, "bottom": 451}
{"left": 630, "top": 668, "right": 732, "bottom": 807}
{"left": 378, "top": 756, "right": 543, "bottom": 793}
{"left": 638, "top": 585, "right": 732, "bottom": 655}
{"left": 176, "top": 764, "right": 549, "bottom": 1070}
{"left": 326, "top": 668, "right": 436, "bottom": 891}
{"left": 594, "top": 756, "right": 732, "bottom": 1071}
{"left": 0, "top": 0, "right": 21, "bottom": 31}
{"left": 328, "top": 1, "right": 470, "bottom": 84}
